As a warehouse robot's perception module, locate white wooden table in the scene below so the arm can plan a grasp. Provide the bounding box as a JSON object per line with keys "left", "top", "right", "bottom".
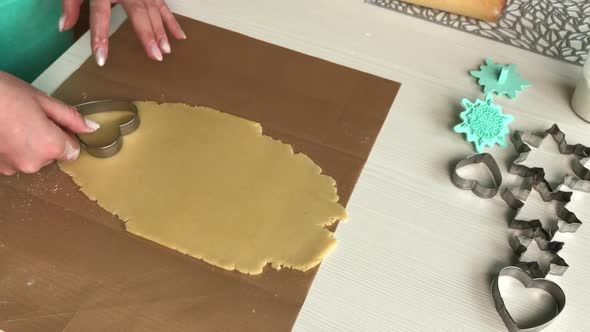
{"left": 34, "top": 1, "right": 590, "bottom": 331}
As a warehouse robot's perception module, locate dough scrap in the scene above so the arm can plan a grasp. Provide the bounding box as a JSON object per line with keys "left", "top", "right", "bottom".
{"left": 60, "top": 102, "right": 347, "bottom": 274}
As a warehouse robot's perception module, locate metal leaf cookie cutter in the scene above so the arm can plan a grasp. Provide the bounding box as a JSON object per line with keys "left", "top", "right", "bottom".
{"left": 492, "top": 266, "right": 566, "bottom": 332}
{"left": 75, "top": 100, "right": 140, "bottom": 158}
{"left": 451, "top": 153, "right": 502, "bottom": 199}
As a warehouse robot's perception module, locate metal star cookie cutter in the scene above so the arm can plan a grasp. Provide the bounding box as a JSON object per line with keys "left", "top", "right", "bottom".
{"left": 75, "top": 100, "right": 140, "bottom": 158}
{"left": 514, "top": 261, "right": 546, "bottom": 279}
{"left": 510, "top": 124, "right": 590, "bottom": 190}
{"left": 502, "top": 176, "right": 582, "bottom": 236}
{"left": 492, "top": 266, "right": 566, "bottom": 332}
{"left": 563, "top": 174, "right": 590, "bottom": 193}
{"left": 451, "top": 153, "right": 502, "bottom": 199}
{"left": 508, "top": 224, "right": 568, "bottom": 277}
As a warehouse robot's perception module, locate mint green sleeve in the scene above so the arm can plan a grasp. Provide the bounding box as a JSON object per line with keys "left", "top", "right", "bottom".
{"left": 0, "top": 0, "right": 73, "bottom": 83}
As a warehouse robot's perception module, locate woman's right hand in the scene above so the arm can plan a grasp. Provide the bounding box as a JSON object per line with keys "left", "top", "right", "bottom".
{"left": 0, "top": 71, "right": 100, "bottom": 176}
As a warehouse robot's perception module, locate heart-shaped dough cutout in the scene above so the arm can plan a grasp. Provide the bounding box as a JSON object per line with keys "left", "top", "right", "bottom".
{"left": 492, "top": 266, "right": 565, "bottom": 332}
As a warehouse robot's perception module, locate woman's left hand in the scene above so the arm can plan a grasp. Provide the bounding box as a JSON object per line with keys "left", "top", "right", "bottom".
{"left": 60, "top": 0, "right": 186, "bottom": 66}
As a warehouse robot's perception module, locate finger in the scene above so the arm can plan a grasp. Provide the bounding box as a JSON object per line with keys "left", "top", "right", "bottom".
{"left": 37, "top": 95, "right": 100, "bottom": 134}
{"left": 90, "top": 0, "right": 112, "bottom": 66}
{"left": 0, "top": 160, "right": 16, "bottom": 176}
{"left": 159, "top": 3, "right": 186, "bottom": 40}
{"left": 56, "top": 133, "right": 81, "bottom": 162}
{"left": 38, "top": 121, "right": 81, "bottom": 162}
{"left": 122, "top": 0, "right": 163, "bottom": 61}
{"left": 60, "top": 0, "right": 84, "bottom": 31}
{"left": 0, "top": 167, "right": 16, "bottom": 176}
{"left": 147, "top": 3, "right": 170, "bottom": 54}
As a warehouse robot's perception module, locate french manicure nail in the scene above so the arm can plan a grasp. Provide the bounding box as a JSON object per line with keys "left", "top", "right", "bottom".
{"left": 151, "top": 43, "right": 163, "bottom": 61}
{"left": 58, "top": 15, "right": 65, "bottom": 32}
{"left": 159, "top": 38, "right": 171, "bottom": 54}
{"left": 178, "top": 26, "right": 187, "bottom": 39}
{"left": 84, "top": 118, "right": 101, "bottom": 132}
{"left": 95, "top": 47, "right": 106, "bottom": 67}
{"left": 64, "top": 141, "right": 80, "bottom": 161}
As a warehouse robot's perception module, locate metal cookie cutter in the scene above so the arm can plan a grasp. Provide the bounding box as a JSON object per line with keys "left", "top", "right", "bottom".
{"left": 564, "top": 174, "right": 590, "bottom": 193}
{"left": 509, "top": 224, "right": 568, "bottom": 277}
{"left": 511, "top": 124, "right": 590, "bottom": 190}
{"left": 567, "top": 154, "right": 590, "bottom": 193}
{"left": 75, "top": 100, "right": 140, "bottom": 158}
{"left": 572, "top": 156, "right": 590, "bottom": 183}
{"left": 492, "top": 266, "right": 566, "bottom": 332}
{"left": 451, "top": 153, "right": 502, "bottom": 199}
{"left": 502, "top": 176, "right": 583, "bottom": 235}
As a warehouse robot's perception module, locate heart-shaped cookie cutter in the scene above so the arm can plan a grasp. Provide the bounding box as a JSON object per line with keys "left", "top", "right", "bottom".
{"left": 75, "top": 100, "right": 140, "bottom": 158}
{"left": 451, "top": 153, "right": 502, "bottom": 199}
{"left": 492, "top": 266, "right": 566, "bottom": 332}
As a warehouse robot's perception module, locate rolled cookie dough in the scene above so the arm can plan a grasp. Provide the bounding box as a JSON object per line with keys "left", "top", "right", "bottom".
{"left": 60, "top": 102, "right": 347, "bottom": 274}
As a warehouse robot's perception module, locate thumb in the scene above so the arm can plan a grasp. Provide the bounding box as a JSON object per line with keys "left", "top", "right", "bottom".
{"left": 57, "top": 132, "right": 82, "bottom": 162}
{"left": 60, "top": 0, "right": 84, "bottom": 31}
{"left": 38, "top": 95, "right": 100, "bottom": 134}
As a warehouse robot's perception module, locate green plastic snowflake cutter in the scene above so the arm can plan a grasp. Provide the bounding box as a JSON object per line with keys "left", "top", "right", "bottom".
{"left": 470, "top": 58, "right": 531, "bottom": 99}
{"left": 454, "top": 94, "right": 514, "bottom": 153}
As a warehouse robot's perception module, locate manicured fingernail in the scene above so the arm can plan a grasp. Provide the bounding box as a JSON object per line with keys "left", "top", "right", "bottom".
{"left": 84, "top": 118, "right": 101, "bottom": 132}
{"left": 58, "top": 15, "right": 66, "bottom": 32}
{"left": 151, "top": 43, "right": 163, "bottom": 61}
{"left": 178, "top": 26, "right": 187, "bottom": 39}
{"left": 64, "top": 141, "right": 80, "bottom": 161}
{"left": 95, "top": 47, "right": 106, "bottom": 67}
{"left": 159, "top": 38, "right": 171, "bottom": 54}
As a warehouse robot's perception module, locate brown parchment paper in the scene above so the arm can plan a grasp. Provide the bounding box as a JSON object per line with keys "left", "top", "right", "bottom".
{"left": 0, "top": 15, "right": 399, "bottom": 332}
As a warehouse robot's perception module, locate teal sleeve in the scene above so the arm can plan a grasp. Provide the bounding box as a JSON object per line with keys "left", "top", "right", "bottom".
{"left": 0, "top": 0, "right": 74, "bottom": 83}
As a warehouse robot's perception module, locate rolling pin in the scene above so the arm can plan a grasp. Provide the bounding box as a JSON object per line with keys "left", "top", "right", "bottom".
{"left": 398, "top": 0, "right": 507, "bottom": 21}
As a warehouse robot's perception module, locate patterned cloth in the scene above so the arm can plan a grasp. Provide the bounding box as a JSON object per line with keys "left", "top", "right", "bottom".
{"left": 368, "top": 0, "right": 590, "bottom": 65}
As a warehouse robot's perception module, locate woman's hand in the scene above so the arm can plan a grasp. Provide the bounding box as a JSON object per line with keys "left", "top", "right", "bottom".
{"left": 0, "top": 72, "right": 99, "bottom": 176}
{"left": 60, "top": 0, "right": 186, "bottom": 66}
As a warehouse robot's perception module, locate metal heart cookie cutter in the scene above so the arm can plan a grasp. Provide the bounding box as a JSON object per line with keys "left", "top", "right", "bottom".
{"left": 75, "top": 100, "right": 140, "bottom": 158}
{"left": 451, "top": 153, "right": 503, "bottom": 199}
{"left": 492, "top": 266, "right": 566, "bottom": 332}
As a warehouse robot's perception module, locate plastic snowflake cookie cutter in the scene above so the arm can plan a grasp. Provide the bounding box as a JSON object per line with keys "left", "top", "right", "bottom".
{"left": 510, "top": 123, "right": 590, "bottom": 191}
{"left": 502, "top": 176, "right": 582, "bottom": 236}
{"left": 470, "top": 58, "right": 531, "bottom": 99}
{"left": 454, "top": 94, "right": 514, "bottom": 153}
